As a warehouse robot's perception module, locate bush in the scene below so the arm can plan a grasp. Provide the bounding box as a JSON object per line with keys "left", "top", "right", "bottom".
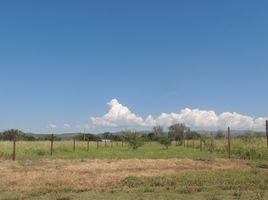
{"left": 158, "top": 136, "right": 172, "bottom": 149}
{"left": 123, "top": 131, "right": 144, "bottom": 150}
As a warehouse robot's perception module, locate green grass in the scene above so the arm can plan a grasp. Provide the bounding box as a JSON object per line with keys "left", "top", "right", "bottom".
{"left": 213, "top": 138, "right": 268, "bottom": 160}
{"left": 0, "top": 141, "right": 224, "bottom": 160}
{"left": 1, "top": 139, "right": 267, "bottom": 161}
{"left": 184, "top": 138, "right": 268, "bottom": 161}
{"left": 122, "top": 169, "right": 268, "bottom": 193}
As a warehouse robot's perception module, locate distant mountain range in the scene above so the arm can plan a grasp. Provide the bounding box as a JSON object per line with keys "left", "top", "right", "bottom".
{"left": 21, "top": 130, "right": 266, "bottom": 140}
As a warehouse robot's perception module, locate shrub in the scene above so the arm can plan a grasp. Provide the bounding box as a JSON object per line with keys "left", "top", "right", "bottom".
{"left": 158, "top": 136, "right": 172, "bottom": 149}
{"left": 123, "top": 131, "right": 144, "bottom": 150}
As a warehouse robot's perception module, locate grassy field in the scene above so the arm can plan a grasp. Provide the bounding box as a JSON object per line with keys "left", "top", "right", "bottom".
{"left": 0, "top": 140, "right": 267, "bottom": 200}
{"left": 0, "top": 138, "right": 267, "bottom": 161}
{"left": 0, "top": 141, "right": 226, "bottom": 160}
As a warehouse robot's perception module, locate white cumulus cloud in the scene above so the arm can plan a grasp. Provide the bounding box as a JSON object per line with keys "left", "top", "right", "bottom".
{"left": 91, "top": 99, "right": 144, "bottom": 128}
{"left": 63, "top": 123, "right": 71, "bottom": 128}
{"left": 149, "top": 108, "right": 219, "bottom": 128}
{"left": 48, "top": 123, "right": 57, "bottom": 129}
{"left": 90, "top": 99, "right": 267, "bottom": 130}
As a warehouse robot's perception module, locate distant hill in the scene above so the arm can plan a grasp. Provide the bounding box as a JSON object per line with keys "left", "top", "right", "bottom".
{"left": 196, "top": 130, "right": 266, "bottom": 137}
{"left": 4, "top": 129, "right": 265, "bottom": 141}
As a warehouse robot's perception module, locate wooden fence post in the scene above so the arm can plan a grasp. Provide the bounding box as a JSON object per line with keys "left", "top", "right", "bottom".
{"left": 228, "top": 127, "right": 231, "bottom": 159}
{"left": 50, "top": 134, "right": 54, "bottom": 156}
{"left": 200, "top": 139, "right": 202, "bottom": 151}
{"left": 266, "top": 120, "right": 268, "bottom": 149}
{"left": 97, "top": 141, "right": 99, "bottom": 149}
{"left": 12, "top": 131, "right": 17, "bottom": 161}
{"left": 73, "top": 138, "right": 76, "bottom": 152}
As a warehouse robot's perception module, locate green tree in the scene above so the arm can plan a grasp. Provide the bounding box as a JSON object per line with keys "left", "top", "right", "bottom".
{"left": 148, "top": 132, "right": 155, "bottom": 141}
{"left": 141, "top": 133, "right": 150, "bottom": 142}
{"left": 152, "top": 126, "right": 164, "bottom": 141}
{"left": 111, "top": 134, "right": 121, "bottom": 141}
{"left": 158, "top": 136, "right": 172, "bottom": 149}
{"left": 185, "top": 131, "right": 200, "bottom": 140}
{"left": 215, "top": 130, "right": 225, "bottom": 139}
{"left": 123, "top": 131, "right": 144, "bottom": 150}
{"left": 78, "top": 133, "right": 101, "bottom": 141}
{"left": 0, "top": 129, "right": 27, "bottom": 141}
{"left": 102, "top": 132, "right": 112, "bottom": 140}
{"left": 1, "top": 129, "right": 18, "bottom": 141}
{"left": 168, "top": 123, "right": 189, "bottom": 146}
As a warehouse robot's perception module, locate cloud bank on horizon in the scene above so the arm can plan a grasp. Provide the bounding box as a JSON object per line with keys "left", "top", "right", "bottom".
{"left": 90, "top": 99, "right": 267, "bottom": 130}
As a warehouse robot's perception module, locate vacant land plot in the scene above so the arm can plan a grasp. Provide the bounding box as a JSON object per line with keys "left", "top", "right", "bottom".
{"left": 0, "top": 142, "right": 267, "bottom": 199}
{"left": 0, "top": 158, "right": 267, "bottom": 200}
{"left": 0, "top": 158, "right": 250, "bottom": 192}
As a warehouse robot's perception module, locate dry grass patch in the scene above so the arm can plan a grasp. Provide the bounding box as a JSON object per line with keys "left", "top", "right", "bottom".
{"left": 0, "top": 158, "right": 250, "bottom": 193}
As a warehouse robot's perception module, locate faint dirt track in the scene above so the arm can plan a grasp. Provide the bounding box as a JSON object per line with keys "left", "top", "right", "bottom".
{"left": 0, "top": 158, "right": 250, "bottom": 192}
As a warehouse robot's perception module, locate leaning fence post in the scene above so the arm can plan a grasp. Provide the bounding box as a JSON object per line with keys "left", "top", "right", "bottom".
{"left": 12, "top": 131, "right": 17, "bottom": 161}
{"left": 50, "top": 134, "right": 54, "bottom": 156}
{"left": 228, "top": 127, "right": 231, "bottom": 159}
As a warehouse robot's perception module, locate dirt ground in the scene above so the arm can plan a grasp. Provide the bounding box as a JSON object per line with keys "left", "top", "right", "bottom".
{"left": 0, "top": 158, "right": 250, "bottom": 192}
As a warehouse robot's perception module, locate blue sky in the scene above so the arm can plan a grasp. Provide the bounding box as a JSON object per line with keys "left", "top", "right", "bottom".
{"left": 0, "top": 0, "right": 267, "bottom": 133}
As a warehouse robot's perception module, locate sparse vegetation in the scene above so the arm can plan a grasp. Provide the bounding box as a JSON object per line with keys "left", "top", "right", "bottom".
{"left": 0, "top": 127, "right": 267, "bottom": 200}
{"left": 0, "top": 158, "right": 267, "bottom": 200}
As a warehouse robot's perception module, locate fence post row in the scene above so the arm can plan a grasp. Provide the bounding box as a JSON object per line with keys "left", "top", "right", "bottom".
{"left": 6, "top": 123, "right": 267, "bottom": 160}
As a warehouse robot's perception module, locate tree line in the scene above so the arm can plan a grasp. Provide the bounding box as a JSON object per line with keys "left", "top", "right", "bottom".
{"left": 0, "top": 129, "right": 63, "bottom": 141}
{"left": 123, "top": 123, "right": 199, "bottom": 150}
{"left": 1, "top": 125, "right": 264, "bottom": 151}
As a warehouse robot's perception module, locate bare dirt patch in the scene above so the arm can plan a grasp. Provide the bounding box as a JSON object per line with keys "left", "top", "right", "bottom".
{"left": 0, "top": 158, "right": 250, "bottom": 192}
